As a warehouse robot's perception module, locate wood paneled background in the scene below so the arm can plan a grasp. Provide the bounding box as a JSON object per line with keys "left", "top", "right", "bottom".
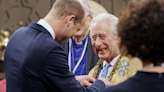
{"left": 0, "top": 0, "right": 132, "bottom": 79}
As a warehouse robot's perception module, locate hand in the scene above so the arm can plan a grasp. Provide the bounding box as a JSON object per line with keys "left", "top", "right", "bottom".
{"left": 98, "top": 78, "right": 111, "bottom": 87}
{"left": 75, "top": 75, "right": 96, "bottom": 87}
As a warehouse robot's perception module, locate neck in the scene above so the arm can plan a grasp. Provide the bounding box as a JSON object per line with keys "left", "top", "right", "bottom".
{"left": 106, "top": 49, "right": 120, "bottom": 63}
{"left": 73, "top": 35, "right": 86, "bottom": 42}
{"left": 55, "top": 34, "right": 68, "bottom": 45}
{"left": 73, "top": 30, "right": 89, "bottom": 42}
{"left": 44, "top": 12, "right": 66, "bottom": 44}
{"left": 106, "top": 54, "right": 120, "bottom": 63}
{"left": 55, "top": 37, "right": 65, "bottom": 45}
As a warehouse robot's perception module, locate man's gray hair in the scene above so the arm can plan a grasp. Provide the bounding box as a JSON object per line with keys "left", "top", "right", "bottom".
{"left": 81, "top": 0, "right": 93, "bottom": 16}
{"left": 91, "top": 13, "right": 119, "bottom": 38}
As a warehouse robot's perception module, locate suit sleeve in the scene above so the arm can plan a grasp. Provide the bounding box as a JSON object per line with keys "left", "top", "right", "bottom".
{"left": 41, "top": 44, "right": 106, "bottom": 92}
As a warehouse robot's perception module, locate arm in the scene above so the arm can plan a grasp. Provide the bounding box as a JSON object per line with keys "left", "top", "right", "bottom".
{"left": 75, "top": 75, "right": 95, "bottom": 87}
{"left": 41, "top": 44, "right": 108, "bottom": 92}
{"left": 75, "top": 75, "right": 111, "bottom": 87}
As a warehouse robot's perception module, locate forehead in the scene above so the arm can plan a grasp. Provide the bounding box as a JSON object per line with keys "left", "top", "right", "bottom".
{"left": 91, "top": 20, "right": 110, "bottom": 35}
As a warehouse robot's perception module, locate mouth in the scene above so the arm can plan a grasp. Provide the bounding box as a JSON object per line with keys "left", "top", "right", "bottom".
{"left": 98, "top": 48, "right": 107, "bottom": 54}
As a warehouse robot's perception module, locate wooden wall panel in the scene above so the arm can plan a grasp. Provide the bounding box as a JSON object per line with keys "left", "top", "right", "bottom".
{"left": 113, "top": 0, "right": 128, "bottom": 17}
{"left": 100, "top": 0, "right": 112, "bottom": 14}
{"left": 0, "top": 0, "right": 55, "bottom": 34}
{"left": 0, "top": 0, "right": 132, "bottom": 33}
{"left": 93, "top": 0, "right": 99, "bottom": 3}
{"left": 91, "top": 0, "right": 132, "bottom": 17}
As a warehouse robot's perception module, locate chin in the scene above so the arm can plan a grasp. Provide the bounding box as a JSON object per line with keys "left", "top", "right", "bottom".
{"left": 98, "top": 55, "right": 108, "bottom": 60}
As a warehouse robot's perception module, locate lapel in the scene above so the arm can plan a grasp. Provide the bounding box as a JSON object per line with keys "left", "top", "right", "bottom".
{"left": 29, "top": 21, "right": 52, "bottom": 38}
{"left": 86, "top": 34, "right": 93, "bottom": 74}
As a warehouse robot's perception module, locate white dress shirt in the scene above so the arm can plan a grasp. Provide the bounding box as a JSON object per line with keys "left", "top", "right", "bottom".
{"left": 37, "top": 19, "right": 55, "bottom": 40}
{"left": 98, "top": 54, "right": 120, "bottom": 79}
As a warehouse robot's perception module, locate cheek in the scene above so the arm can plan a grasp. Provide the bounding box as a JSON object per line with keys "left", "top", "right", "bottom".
{"left": 92, "top": 42, "right": 97, "bottom": 53}
{"left": 93, "top": 48, "right": 98, "bottom": 55}
{"left": 91, "top": 41, "right": 95, "bottom": 47}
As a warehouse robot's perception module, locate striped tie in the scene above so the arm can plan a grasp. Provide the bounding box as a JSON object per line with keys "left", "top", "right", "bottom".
{"left": 100, "top": 63, "right": 111, "bottom": 78}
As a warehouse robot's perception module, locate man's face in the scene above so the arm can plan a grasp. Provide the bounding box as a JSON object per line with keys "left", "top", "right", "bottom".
{"left": 73, "top": 13, "right": 92, "bottom": 37}
{"left": 90, "top": 20, "right": 120, "bottom": 62}
{"left": 65, "top": 15, "right": 86, "bottom": 39}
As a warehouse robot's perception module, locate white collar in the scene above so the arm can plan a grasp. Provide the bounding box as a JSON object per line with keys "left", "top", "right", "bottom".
{"left": 103, "top": 54, "right": 120, "bottom": 67}
{"left": 37, "top": 19, "right": 55, "bottom": 40}
{"left": 75, "top": 41, "right": 83, "bottom": 45}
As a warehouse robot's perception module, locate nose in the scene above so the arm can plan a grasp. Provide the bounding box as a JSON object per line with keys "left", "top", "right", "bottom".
{"left": 95, "top": 37, "right": 102, "bottom": 49}
{"left": 77, "top": 29, "right": 81, "bottom": 31}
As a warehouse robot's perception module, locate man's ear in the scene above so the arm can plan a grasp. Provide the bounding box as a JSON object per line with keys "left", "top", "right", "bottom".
{"left": 67, "top": 15, "right": 75, "bottom": 27}
{"left": 89, "top": 16, "right": 93, "bottom": 26}
{"left": 117, "top": 36, "right": 121, "bottom": 44}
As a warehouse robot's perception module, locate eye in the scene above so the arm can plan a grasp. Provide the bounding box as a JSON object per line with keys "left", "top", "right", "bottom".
{"left": 100, "top": 35, "right": 105, "bottom": 39}
{"left": 92, "top": 36, "right": 96, "bottom": 40}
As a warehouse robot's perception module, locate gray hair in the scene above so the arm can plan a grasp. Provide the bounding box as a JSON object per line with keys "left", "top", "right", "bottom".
{"left": 91, "top": 13, "right": 119, "bottom": 38}
{"left": 81, "top": 0, "right": 93, "bottom": 16}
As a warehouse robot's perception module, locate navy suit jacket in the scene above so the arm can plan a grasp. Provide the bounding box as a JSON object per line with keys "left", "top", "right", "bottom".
{"left": 61, "top": 34, "right": 99, "bottom": 74}
{"left": 4, "top": 22, "right": 105, "bottom": 92}
{"left": 103, "top": 71, "right": 164, "bottom": 92}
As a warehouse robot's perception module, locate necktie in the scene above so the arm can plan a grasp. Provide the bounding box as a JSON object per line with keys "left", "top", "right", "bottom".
{"left": 100, "top": 63, "right": 111, "bottom": 78}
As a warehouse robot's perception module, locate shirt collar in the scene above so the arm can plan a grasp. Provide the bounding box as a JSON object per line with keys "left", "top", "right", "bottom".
{"left": 103, "top": 54, "right": 120, "bottom": 67}
{"left": 37, "top": 19, "right": 55, "bottom": 40}
{"left": 72, "top": 35, "right": 88, "bottom": 45}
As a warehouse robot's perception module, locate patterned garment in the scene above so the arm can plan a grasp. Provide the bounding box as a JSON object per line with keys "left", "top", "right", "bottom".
{"left": 88, "top": 55, "right": 142, "bottom": 85}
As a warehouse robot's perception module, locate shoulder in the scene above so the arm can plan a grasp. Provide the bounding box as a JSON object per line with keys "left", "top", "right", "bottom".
{"left": 103, "top": 79, "right": 134, "bottom": 92}
{"left": 119, "top": 55, "right": 142, "bottom": 70}
{"left": 33, "top": 36, "right": 66, "bottom": 59}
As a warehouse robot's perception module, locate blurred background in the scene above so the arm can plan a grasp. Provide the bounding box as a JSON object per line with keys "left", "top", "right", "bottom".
{"left": 0, "top": 0, "right": 132, "bottom": 80}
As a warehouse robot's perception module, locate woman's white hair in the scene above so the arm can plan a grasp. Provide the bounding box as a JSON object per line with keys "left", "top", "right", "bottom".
{"left": 90, "top": 13, "right": 119, "bottom": 38}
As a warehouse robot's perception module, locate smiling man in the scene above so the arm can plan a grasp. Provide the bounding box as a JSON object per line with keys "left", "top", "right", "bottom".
{"left": 89, "top": 13, "right": 142, "bottom": 85}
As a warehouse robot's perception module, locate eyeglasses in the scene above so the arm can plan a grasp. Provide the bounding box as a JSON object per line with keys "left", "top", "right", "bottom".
{"left": 87, "top": 15, "right": 91, "bottom": 17}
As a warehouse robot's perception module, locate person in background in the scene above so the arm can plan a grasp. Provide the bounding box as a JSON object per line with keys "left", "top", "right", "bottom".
{"left": 61, "top": 0, "right": 99, "bottom": 75}
{"left": 89, "top": 13, "right": 142, "bottom": 85}
{"left": 4, "top": 0, "right": 110, "bottom": 92}
{"left": 103, "top": 0, "right": 164, "bottom": 92}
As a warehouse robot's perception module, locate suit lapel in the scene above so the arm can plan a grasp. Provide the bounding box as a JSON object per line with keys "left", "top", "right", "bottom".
{"left": 86, "top": 35, "right": 93, "bottom": 74}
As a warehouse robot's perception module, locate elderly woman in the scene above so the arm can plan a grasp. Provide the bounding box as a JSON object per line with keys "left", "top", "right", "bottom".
{"left": 103, "top": 0, "right": 164, "bottom": 92}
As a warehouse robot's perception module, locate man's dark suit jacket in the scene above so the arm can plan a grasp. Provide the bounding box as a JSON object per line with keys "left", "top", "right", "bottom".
{"left": 61, "top": 34, "right": 99, "bottom": 75}
{"left": 4, "top": 22, "right": 105, "bottom": 92}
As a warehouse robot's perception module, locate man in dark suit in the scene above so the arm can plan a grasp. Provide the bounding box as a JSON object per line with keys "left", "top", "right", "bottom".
{"left": 4, "top": 0, "right": 110, "bottom": 92}
{"left": 61, "top": 0, "right": 99, "bottom": 75}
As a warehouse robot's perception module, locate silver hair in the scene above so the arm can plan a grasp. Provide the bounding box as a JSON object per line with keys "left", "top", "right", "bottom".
{"left": 81, "top": 0, "right": 93, "bottom": 16}
{"left": 90, "top": 13, "right": 119, "bottom": 38}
